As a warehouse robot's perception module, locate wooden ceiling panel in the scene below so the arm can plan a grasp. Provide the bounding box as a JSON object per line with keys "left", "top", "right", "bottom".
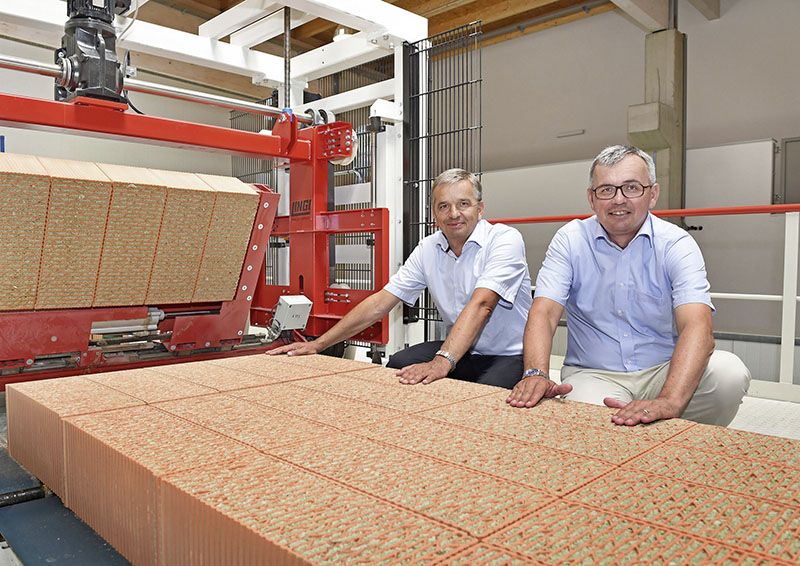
{"left": 125, "top": 0, "right": 617, "bottom": 97}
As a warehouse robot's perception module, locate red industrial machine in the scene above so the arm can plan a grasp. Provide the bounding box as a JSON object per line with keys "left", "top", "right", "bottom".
{"left": 0, "top": 92, "right": 390, "bottom": 388}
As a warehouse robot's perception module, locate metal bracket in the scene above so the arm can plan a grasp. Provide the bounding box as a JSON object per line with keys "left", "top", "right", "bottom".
{"left": 272, "top": 111, "right": 298, "bottom": 153}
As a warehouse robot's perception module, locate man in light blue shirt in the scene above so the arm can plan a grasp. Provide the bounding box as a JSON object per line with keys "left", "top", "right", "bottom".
{"left": 507, "top": 145, "right": 750, "bottom": 426}
{"left": 270, "top": 168, "right": 532, "bottom": 389}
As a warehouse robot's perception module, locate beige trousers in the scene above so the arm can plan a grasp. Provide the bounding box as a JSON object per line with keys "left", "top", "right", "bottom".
{"left": 560, "top": 350, "right": 751, "bottom": 426}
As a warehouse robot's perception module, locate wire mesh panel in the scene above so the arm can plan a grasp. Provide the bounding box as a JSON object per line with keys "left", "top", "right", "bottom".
{"left": 403, "top": 22, "right": 482, "bottom": 335}
{"left": 230, "top": 63, "right": 388, "bottom": 345}
{"left": 230, "top": 91, "right": 280, "bottom": 189}
{"left": 329, "top": 232, "right": 375, "bottom": 291}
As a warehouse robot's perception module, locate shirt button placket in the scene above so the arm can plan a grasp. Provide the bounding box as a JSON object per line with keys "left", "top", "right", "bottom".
{"left": 617, "top": 254, "right": 634, "bottom": 370}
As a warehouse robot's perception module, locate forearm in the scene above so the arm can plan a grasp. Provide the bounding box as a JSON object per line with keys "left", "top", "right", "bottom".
{"left": 313, "top": 290, "right": 396, "bottom": 351}
{"left": 659, "top": 325, "right": 714, "bottom": 410}
{"left": 522, "top": 300, "right": 561, "bottom": 374}
{"left": 438, "top": 299, "right": 494, "bottom": 361}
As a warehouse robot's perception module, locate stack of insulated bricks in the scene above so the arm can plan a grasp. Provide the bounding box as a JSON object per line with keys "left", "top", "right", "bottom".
{"left": 0, "top": 153, "right": 259, "bottom": 310}
{"left": 6, "top": 355, "right": 800, "bottom": 564}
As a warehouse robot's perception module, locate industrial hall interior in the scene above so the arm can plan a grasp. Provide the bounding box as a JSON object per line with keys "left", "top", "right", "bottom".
{"left": 0, "top": 0, "right": 799, "bottom": 564}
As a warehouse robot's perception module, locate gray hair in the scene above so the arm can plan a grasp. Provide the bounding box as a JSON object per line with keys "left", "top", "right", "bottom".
{"left": 589, "top": 145, "right": 656, "bottom": 185}
{"left": 432, "top": 168, "right": 482, "bottom": 202}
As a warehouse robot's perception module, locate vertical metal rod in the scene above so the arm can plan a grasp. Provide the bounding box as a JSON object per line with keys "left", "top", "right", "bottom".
{"left": 668, "top": 0, "right": 678, "bottom": 29}
{"left": 370, "top": 129, "right": 378, "bottom": 206}
{"left": 780, "top": 212, "right": 799, "bottom": 384}
{"left": 284, "top": 7, "right": 291, "bottom": 107}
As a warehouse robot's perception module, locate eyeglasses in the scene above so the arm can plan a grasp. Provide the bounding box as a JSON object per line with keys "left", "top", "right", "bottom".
{"left": 591, "top": 181, "right": 652, "bottom": 200}
{"left": 435, "top": 200, "right": 480, "bottom": 213}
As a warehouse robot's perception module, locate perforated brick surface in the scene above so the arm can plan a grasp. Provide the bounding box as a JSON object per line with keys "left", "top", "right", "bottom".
{"left": 156, "top": 357, "right": 326, "bottom": 390}
{"left": 36, "top": 157, "right": 111, "bottom": 309}
{"left": 87, "top": 367, "right": 217, "bottom": 403}
{"left": 162, "top": 455, "right": 474, "bottom": 565}
{"left": 0, "top": 154, "right": 261, "bottom": 311}
{"left": 0, "top": 153, "right": 49, "bottom": 310}
{"left": 7, "top": 356, "right": 800, "bottom": 565}
{"left": 93, "top": 163, "right": 166, "bottom": 306}
{"left": 191, "top": 174, "right": 259, "bottom": 303}
{"left": 65, "top": 405, "right": 256, "bottom": 565}
{"left": 6, "top": 377, "right": 143, "bottom": 500}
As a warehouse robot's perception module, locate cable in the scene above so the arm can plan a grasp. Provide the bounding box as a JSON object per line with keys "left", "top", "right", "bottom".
{"left": 126, "top": 96, "right": 145, "bottom": 114}
{"left": 121, "top": 50, "right": 144, "bottom": 114}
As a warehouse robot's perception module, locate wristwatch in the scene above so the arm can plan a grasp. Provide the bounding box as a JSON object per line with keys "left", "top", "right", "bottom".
{"left": 434, "top": 350, "right": 457, "bottom": 370}
{"left": 522, "top": 368, "right": 549, "bottom": 379}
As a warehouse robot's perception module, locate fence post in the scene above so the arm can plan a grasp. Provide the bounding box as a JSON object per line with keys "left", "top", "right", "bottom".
{"left": 779, "top": 212, "right": 799, "bottom": 384}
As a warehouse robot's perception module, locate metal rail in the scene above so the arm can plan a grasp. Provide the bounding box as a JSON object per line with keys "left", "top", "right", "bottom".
{"left": 0, "top": 53, "right": 312, "bottom": 123}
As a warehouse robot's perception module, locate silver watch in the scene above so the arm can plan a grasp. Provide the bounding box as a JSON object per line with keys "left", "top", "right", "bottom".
{"left": 522, "top": 368, "right": 549, "bottom": 379}
{"left": 434, "top": 350, "right": 457, "bottom": 370}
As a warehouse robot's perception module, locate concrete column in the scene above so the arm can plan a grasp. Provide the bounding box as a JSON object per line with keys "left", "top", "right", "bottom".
{"left": 628, "top": 28, "right": 686, "bottom": 210}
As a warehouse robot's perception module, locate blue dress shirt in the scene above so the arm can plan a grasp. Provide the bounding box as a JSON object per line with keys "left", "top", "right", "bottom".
{"left": 385, "top": 219, "right": 532, "bottom": 356}
{"left": 535, "top": 213, "right": 713, "bottom": 372}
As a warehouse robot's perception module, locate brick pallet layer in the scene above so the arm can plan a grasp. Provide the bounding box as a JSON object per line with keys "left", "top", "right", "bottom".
{"left": 6, "top": 354, "right": 800, "bottom": 565}
{"left": 0, "top": 153, "right": 259, "bottom": 311}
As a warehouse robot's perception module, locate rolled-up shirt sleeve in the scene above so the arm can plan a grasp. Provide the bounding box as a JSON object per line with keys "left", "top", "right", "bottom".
{"left": 474, "top": 228, "right": 528, "bottom": 308}
{"left": 383, "top": 242, "right": 428, "bottom": 305}
{"left": 665, "top": 234, "right": 714, "bottom": 311}
{"left": 533, "top": 226, "right": 573, "bottom": 306}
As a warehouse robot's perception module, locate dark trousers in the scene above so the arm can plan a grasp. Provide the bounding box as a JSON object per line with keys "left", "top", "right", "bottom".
{"left": 386, "top": 340, "right": 523, "bottom": 389}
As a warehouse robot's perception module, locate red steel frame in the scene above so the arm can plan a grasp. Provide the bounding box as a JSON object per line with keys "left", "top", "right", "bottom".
{"left": 251, "top": 120, "right": 390, "bottom": 342}
{"left": 0, "top": 93, "right": 389, "bottom": 386}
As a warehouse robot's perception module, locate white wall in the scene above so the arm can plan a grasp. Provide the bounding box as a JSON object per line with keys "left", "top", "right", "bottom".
{"left": 480, "top": 0, "right": 800, "bottom": 337}
{"left": 483, "top": 141, "right": 791, "bottom": 335}
{"left": 0, "top": 38, "right": 233, "bottom": 174}
{"left": 482, "top": 0, "right": 800, "bottom": 171}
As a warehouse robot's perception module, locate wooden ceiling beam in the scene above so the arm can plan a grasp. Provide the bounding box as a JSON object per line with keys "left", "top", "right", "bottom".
{"left": 687, "top": 0, "right": 719, "bottom": 20}
{"left": 481, "top": 2, "right": 615, "bottom": 48}
{"left": 138, "top": 1, "right": 207, "bottom": 33}
{"left": 153, "top": 0, "right": 222, "bottom": 20}
{"left": 128, "top": 52, "right": 270, "bottom": 99}
{"left": 610, "top": 0, "right": 668, "bottom": 31}
{"left": 395, "top": 0, "right": 474, "bottom": 18}
{"left": 428, "top": 0, "right": 564, "bottom": 36}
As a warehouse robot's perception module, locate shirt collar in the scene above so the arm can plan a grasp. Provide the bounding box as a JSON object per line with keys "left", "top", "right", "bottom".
{"left": 435, "top": 219, "right": 490, "bottom": 252}
{"left": 592, "top": 213, "right": 654, "bottom": 249}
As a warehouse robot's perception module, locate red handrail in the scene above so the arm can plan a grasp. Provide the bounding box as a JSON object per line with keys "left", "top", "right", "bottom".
{"left": 492, "top": 204, "right": 800, "bottom": 225}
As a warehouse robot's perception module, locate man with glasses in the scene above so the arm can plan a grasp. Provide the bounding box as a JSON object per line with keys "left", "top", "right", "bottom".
{"left": 506, "top": 145, "right": 750, "bottom": 426}
{"left": 270, "top": 168, "right": 532, "bottom": 389}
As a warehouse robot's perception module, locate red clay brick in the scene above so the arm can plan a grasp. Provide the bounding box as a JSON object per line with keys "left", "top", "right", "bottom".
{"left": 154, "top": 359, "right": 324, "bottom": 391}
{"left": 669, "top": 423, "right": 800, "bottom": 468}
{"left": 0, "top": 153, "right": 49, "bottom": 310}
{"left": 293, "top": 374, "right": 459, "bottom": 413}
{"left": 155, "top": 394, "right": 338, "bottom": 452}
{"left": 340, "top": 366, "right": 503, "bottom": 402}
{"left": 10, "top": 362, "right": 799, "bottom": 564}
{"left": 64, "top": 405, "right": 256, "bottom": 566}
{"left": 626, "top": 443, "right": 800, "bottom": 506}
{"left": 357, "top": 415, "right": 612, "bottom": 495}
{"left": 6, "top": 377, "right": 142, "bottom": 499}
{"left": 420, "top": 398, "right": 668, "bottom": 464}
{"left": 161, "top": 454, "right": 475, "bottom": 565}
{"left": 488, "top": 500, "right": 763, "bottom": 564}
{"left": 278, "top": 353, "right": 375, "bottom": 373}
{"left": 435, "top": 542, "right": 534, "bottom": 565}
{"left": 206, "top": 354, "right": 337, "bottom": 380}
{"left": 87, "top": 367, "right": 216, "bottom": 403}
{"left": 230, "top": 382, "right": 403, "bottom": 430}
{"left": 565, "top": 469, "right": 800, "bottom": 562}
{"left": 271, "top": 432, "right": 554, "bottom": 537}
